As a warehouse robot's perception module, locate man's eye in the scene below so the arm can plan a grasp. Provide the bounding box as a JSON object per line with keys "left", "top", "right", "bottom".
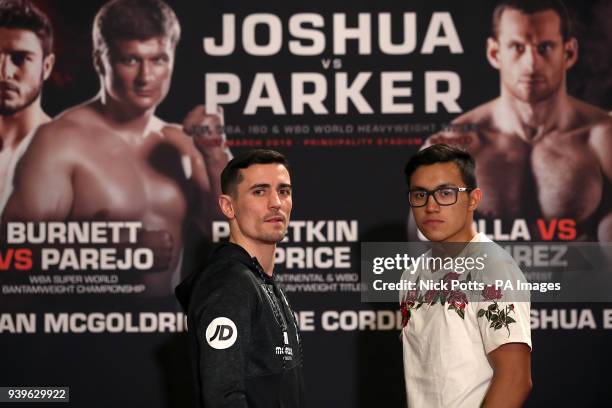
{"left": 413, "top": 191, "right": 426, "bottom": 199}
{"left": 121, "top": 57, "right": 138, "bottom": 65}
{"left": 151, "top": 57, "right": 168, "bottom": 65}
{"left": 510, "top": 44, "right": 525, "bottom": 53}
{"left": 253, "top": 189, "right": 265, "bottom": 196}
{"left": 538, "top": 43, "right": 553, "bottom": 54}
{"left": 279, "top": 189, "right": 291, "bottom": 196}
{"left": 10, "top": 54, "right": 26, "bottom": 66}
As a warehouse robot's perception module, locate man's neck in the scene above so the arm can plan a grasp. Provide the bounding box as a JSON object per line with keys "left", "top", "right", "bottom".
{"left": 0, "top": 100, "right": 48, "bottom": 149}
{"left": 496, "top": 88, "right": 570, "bottom": 143}
{"left": 434, "top": 226, "right": 478, "bottom": 258}
{"left": 96, "top": 92, "right": 156, "bottom": 140}
{"left": 230, "top": 235, "right": 276, "bottom": 276}
{"left": 443, "top": 224, "right": 478, "bottom": 244}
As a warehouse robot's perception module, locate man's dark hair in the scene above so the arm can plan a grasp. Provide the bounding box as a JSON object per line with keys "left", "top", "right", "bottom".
{"left": 404, "top": 144, "right": 477, "bottom": 189}
{"left": 93, "top": 0, "right": 180, "bottom": 54}
{"left": 491, "top": 0, "right": 572, "bottom": 41}
{"left": 221, "top": 149, "right": 290, "bottom": 196}
{"left": 0, "top": 0, "right": 53, "bottom": 56}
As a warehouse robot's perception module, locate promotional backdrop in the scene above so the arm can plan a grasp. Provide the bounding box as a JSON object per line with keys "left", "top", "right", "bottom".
{"left": 1, "top": 1, "right": 611, "bottom": 406}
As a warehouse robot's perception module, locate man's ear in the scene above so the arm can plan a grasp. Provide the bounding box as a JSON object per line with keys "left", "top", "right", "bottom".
{"left": 218, "top": 194, "right": 235, "bottom": 219}
{"left": 468, "top": 188, "right": 483, "bottom": 212}
{"left": 564, "top": 37, "right": 578, "bottom": 70}
{"left": 93, "top": 50, "right": 105, "bottom": 76}
{"left": 486, "top": 37, "right": 501, "bottom": 70}
{"left": 42, "top": 53, "right": 55, "bottom": 81}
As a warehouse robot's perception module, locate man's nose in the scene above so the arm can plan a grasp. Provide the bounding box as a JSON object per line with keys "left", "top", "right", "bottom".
{"left": 521, "top": 45, "right": 541, "bottom": 73}
{"left": 268, "top": 191, "right": 282, "bottom": 209}
{"left": 136, "top": 61, "right": 153, "bottom": 83}
{"left": 0, "top": 55, "right": 16, "bottom": 80}
{"left": 425, "top": 193, "right": 440, "bottom": 213}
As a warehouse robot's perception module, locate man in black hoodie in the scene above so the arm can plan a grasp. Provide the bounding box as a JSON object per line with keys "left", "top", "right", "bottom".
{"left": 176, "top": 149, "right": 304, "bottom": 407}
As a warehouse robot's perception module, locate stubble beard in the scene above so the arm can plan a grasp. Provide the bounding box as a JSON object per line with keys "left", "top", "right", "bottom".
{"left": 261, "top": 229, "right": 287, "bottom": 245}
{"left": 0, "top": 78, "right": 43, "bottom": 116}
{"left": 511, "top": 75, "right": 563, "bottom": 105}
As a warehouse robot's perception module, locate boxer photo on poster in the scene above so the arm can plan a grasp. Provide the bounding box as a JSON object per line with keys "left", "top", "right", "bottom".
{"left": 2, "top": 0, "right": 232, "bottom": 295}
{"left": 413, "top": 0, "right": 612, "bottom": 242}
{"left": 0, "top": 0, "right": 54, "bottom": 210}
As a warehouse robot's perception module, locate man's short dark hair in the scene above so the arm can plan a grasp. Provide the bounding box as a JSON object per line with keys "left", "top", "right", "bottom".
{"left": 93, "top": 0, "right": 181, "bottom": 54}
{"left": 221, "top": 149, "right": 290, "bottom": 196}
{"left": 491, "top": 0, "right": 572, "bottom": 41}
{"left": 404, "top": 144, "right": 477, "bottom": 189}
{"left": 0, "top": 0, "right": 53, "bottom": 56}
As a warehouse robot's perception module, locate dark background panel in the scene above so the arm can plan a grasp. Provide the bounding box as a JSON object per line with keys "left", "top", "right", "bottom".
{"left": 0, "top": 1, "right": 610, "bottom": 407}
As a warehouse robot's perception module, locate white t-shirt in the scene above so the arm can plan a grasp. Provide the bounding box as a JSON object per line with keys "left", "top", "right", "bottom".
{"left": 400, "top": 233, "right": 531, "bottom": 408}
{"left": 0, "top": 129, "right": 36, "bottom": 217}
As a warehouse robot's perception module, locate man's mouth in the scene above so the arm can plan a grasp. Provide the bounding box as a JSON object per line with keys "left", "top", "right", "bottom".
{"left": 0, "top": 83, "right": 19, "bottom": 93}
{"left": 264, "top": 216, "right": 285, "bottom": 224}
{"left": 423, "top": 219, "right": 444, "bottom": 226}
{"left": 519, "top": 77, "right": 546, "bottom": 85}
{"left": 134, "top": 88, "right": 155, "bottom": 97}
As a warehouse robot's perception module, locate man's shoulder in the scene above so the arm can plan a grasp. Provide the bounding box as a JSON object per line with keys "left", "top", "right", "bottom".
{"left": 198, "top": 256, "right": 260, "bottom": 293}
{"left": 472, "top": 236, "right": 526, "bottom": 283}
{"left": 22, "top": 120, "right": 86, "bottom": 162}
{"left": 423, "top": 99, "right": 497, "bottom": 151}
{"left": 184, "top": 257, "right": 260, "bottom": 314}
{"left": 586, "top": 111, "right": 612, "bottom": 136}
{"left": 452, "top": 99, "right": 497, "bottom": 126}
{"left": 54, "top": 99, "right": 103, "bottom": 125}
{"left": 567, "top": 97, "right": 612, "bottom": 132}
{"left": 158, "top": 121, "right": 199, "bottom": 156}
{"left": 33, "top": 102, "right": 105, "bottom": 145}
{"left": 570, "top": 96, "right": 610, "bottom": 118}
{"left": 565, "top": 99, "right": 612, "bottom": 161}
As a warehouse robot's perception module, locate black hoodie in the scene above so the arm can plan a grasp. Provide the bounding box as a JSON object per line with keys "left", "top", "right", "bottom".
{"left": 176, "top": 242, "right": 304, "bottom": 408}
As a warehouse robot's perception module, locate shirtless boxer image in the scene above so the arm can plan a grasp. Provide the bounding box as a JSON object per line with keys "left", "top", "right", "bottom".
{"left": 2, "top": 0, "right": 231, "bottom": 295}
{"left": 419, "top": 0, "right": 612, "bottom": 242}
{"left": 0, "top": 0, "right": 54, "bottom": 210}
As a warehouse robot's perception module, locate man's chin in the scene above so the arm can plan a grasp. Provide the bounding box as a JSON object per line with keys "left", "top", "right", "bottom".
{"left": 0, "top": 105, "right": 19, "bottom": 116}
{"left": 0, "top": 86, "right": 42, "bottom": 116}
{"left": 419, "top": 229, "right": 451, "bottom": 243}
{"left": 260, "top": 232, "right": 286, "bottom": 244}
{"left": 525, "top": 94, "right": 551, "bottom": 104}
{"left": 131, "top": 101, "right": 158, "bottom": 112}
{"left": 123, "top": 94, "right": 161, "bottom": 112}
{"left": 0, "top": 99, "right": 27, "bottom": 116}
{"left": 514, "top": 87, "right": 554, "bottom": 104}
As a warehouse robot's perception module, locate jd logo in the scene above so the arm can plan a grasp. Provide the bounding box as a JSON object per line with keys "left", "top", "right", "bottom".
{"left": 210, "top": 325, "right": 233, "bottom": 341}
{"left": 206, "top": 317, "right": 237, "bottom": 349}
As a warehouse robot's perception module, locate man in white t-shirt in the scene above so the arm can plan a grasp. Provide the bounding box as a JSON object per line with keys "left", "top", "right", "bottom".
{"left": 0, "top": 0, "right": 55, "bottom": 213}
{"left": 401, "top": 143, "right": 532, "bottom": 407}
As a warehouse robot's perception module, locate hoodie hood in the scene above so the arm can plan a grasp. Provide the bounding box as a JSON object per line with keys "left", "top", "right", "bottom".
{"left": 175, "top": 242, "right": 271, "bottom": 311}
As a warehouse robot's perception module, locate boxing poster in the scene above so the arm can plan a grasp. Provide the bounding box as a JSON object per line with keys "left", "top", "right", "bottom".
{"left": 0, "top": 0, "right": 610, "bottom": 406}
